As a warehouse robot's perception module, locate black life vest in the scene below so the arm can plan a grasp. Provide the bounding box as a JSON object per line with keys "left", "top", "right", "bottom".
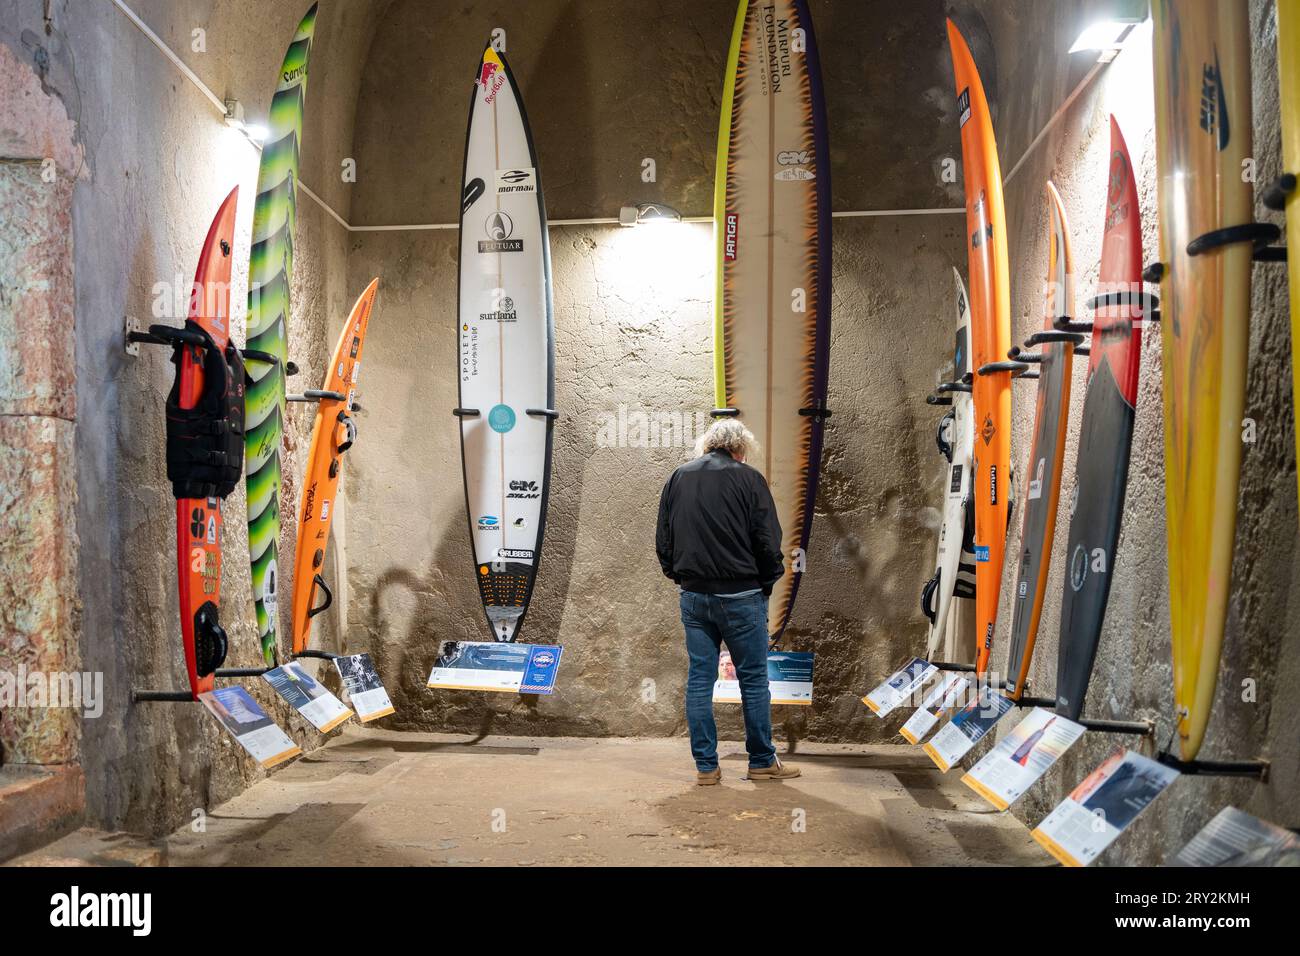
{"left": 164, "top": 322, "right": 245, "bottom": 500}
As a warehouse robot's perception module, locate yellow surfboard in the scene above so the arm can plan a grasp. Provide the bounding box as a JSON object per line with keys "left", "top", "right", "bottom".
{"left": 1278, "top": 1, "right": 1300, "bottom": 515}
{"left": 1152, "top": 0, "right": 1254, "bottom": 761}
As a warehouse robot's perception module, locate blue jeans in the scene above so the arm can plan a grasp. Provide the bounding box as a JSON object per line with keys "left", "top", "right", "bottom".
{"left": 680, "top": 590, "right": 776, "bottom": 771}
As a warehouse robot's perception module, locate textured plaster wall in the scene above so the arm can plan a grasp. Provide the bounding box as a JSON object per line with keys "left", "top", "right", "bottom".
{"left": 341, "top": 0, "right": 970, "bottom": 742}
{"left": 1, "top": 0, "right": 382, "bottom": 835}
{"left": 962, "top": 0, "right": 1300, "bottom": 864}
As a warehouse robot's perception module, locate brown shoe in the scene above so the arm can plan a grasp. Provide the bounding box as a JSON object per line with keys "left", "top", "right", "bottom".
{"left": 746, "top": 758, "right": 801, "bottom": 781}
{"left": 697, "top": 768, "right": 722, "bottom": 786}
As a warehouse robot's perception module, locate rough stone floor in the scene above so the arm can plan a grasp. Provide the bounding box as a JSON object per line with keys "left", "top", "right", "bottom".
{"left": 15, "top": 728, "right": 1049, "bottom": 866}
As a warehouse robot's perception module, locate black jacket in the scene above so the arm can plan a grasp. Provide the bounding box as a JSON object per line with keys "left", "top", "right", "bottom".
{"left": 656, "top": 450, "right": 784, "bottom": 595}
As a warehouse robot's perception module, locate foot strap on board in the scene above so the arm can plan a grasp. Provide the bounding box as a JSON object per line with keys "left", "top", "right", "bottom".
{"left": 307, "top": 573, "right": 334, "bottom": 620}
{"left": 193, "top": 600, "right": 229, "bottom": 677}
{"left": 920, "top": 571, "right": 940, "bottom": 625}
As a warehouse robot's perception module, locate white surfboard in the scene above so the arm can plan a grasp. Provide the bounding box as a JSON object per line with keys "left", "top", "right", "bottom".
{"left": 456, "top": 43, "right": 555, "bottom": 642}
{"left": 923, "top": 269, "right": 976, "bottom": 661}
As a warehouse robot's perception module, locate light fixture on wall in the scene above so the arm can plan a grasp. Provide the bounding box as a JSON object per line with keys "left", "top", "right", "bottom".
{"left": 618, "top": 202, "right": 684, "bottom": 227}
{"left": 1068, "top": 1, "right": 1146, "bottom": 62}
{"left": 223, "top": 98, "right": 269, "bottom": 145}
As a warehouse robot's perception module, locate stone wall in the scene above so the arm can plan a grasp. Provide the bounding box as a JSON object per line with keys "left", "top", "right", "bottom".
{"left": 973, "top": 0, "right": 1300, "bottom": 864}
{"left": 0, "top": 0, "right": 383, "bottom": 837}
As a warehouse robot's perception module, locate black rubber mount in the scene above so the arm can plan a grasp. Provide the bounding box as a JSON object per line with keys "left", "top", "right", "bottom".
{"left": 1051, "top": 313, "right": 1094, "bottom": 335}
{"left": 1263, "top": 172, "right": 1297, "bottom": 211}
{"left": 936, "top": 380, "right": 972, "bottom": 394}
{"left": 294, "top": 649, "right": 342, "bottom": 661}
{"left": 1143, "top": 262, "right": 1165, "bottom": 284}
{"left": 1156, "top": 753, "right": 1269, "bottom": 781}
{"left": 241, "top": 348, "right": 283, "bottom": 369}
{"left": 925, "top": 394, "right": 953, "bottom": 406}
{"left": 1086, "top": 290, "right": 1159, "bottom": 313}
{"left": 452, "top": 407, "right": 481, "bottom": 417}
{"left": 1254, "top": 245, "right": 1287, "bottom": 263}
{"left": 1008, "top": 346, "right": 1042, "bottom": 364}
{"left": 1186, "top": 222, "right": 1280, "bottom": 257}
{"left": 526, "top": 407, "right": 560, "bottom": 419}
{"left": 977, "top": 360, "right": 1030, "bottom": 377}
{"left": 132, "top": 690, "right": 195, "bottom": 702}
{"left": 214, "top": 667, "right": 272, "bottom": 678}
{"left": 798, "top": 404, "right": 833, "bottom": 419}
{"left": 128, "top": 324, "right": 208, "bottom": 350}
{"left": 1075, "top": 345, "right": 1091, "bottom": 357}
{"left": 288, "top": 389, "right": 347, "bottom": 404}
{"left": 711, "top": 407, "right": 741, "bottom": 418}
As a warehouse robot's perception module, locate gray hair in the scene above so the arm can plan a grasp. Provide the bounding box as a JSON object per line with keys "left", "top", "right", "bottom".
{"left": 695, "top": 418, "right": 758, "bottom": 460}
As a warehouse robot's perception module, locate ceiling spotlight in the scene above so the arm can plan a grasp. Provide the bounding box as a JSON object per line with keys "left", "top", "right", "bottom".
{"left": 224, "top": 98, "right": 268, "bottom": 145}
{"left": 618, "top": 202, "right": 684, "bottom": 227}
{"left": 1069, "top": 4, "right": 1144, "bottom": 62}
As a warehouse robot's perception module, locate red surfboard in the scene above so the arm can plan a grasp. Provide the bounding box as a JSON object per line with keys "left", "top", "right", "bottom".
{"left": 176, "top": 187, "right": 239, "bottom": 698}
{"left": 1054, "top": 118, "right": 1145, "bottom": 719}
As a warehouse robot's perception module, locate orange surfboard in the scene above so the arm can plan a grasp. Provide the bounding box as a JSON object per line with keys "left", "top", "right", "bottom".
{"left": 948, "top": 20, "right": 1012, "bottom": 676}
{"left": 290, "top": 279, "right": 379, "bottom": 654}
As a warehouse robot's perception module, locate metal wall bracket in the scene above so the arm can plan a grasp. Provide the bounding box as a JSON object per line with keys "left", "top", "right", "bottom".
{"left": 1157, "top": 752, "right": 1270, "bottom": 781}
{"left": 132, "top": 689, "right": 195, "bottom": 703}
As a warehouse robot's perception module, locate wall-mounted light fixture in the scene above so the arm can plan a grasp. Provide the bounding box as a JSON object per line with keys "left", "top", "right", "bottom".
{"left": 224, "top": 98, "right": 269, "bottom": 145}
{"left": 618, "top": 202, "right": 684, "bottom": 227}
{"left": 1068, "top": 1, "right": 1146, "bottom": 62}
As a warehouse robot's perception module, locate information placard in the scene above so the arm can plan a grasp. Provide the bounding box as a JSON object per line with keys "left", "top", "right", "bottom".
{"left": 263, "top": 661, "right": 353, "bottom": 733}
{"left": 199, "top": 686, "right": 300, "bottom": 768}
{"left": 427, "top": 640, "right": 564, "bottom": 695}
{"left": 862, "top": 657, "right": 937, "bottom": 717}
{"left": 961, "top": 707, "right": 1085, "bottom": 809}
{"left": 899, "top": 673, "right": 970, "bottom": 744}
{"left": 334, "top": 653, "right": 395, "bottom": 721}
{"left": 714, "top": 650, "right": 814, "bottom": 706}
{"left": 1170, "top": 807, "right": 1300, "bottom": 866}
{"left": 1031, "top": 748, "right": 1180, "bottom": 866}
{"left": 922, "top": 686, "right": 1014, "bottom": 772}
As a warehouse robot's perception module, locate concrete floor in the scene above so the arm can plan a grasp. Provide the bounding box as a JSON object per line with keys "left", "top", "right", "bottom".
{"left": 139, "top": 728, "right": 1043, "bottom": 866}
{"left": 9, "top": 728, "right": 1049, "bottom": 866}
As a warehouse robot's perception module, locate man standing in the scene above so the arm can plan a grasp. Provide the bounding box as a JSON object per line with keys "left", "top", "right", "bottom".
{"left": 655, "top": 419, "right": 801, "bottom": 785}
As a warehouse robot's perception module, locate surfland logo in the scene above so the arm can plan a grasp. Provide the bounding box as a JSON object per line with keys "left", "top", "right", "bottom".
{"left": 479, "top": 212, "right": 523, "bottom": 253}
{"left": 50, "top": 886, "right": 151, "bottom": 936}
{"left": 496, "top": 168, "right": 536, "bottom": 195}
